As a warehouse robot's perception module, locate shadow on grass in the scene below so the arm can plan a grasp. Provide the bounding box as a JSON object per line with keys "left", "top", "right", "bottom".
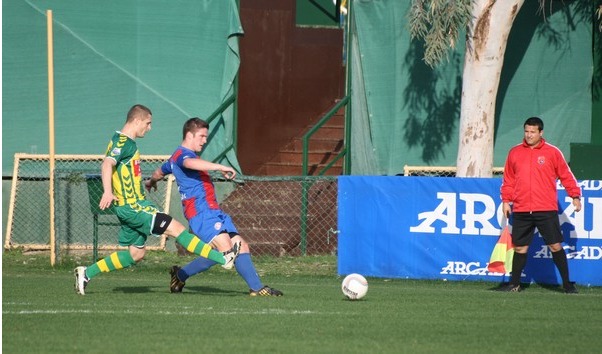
{"left": 489, "top": 282, "right": 530, "bottom": 292}
{"left": 110, "top": 285, "right": 244, "bottom": 295}
{"left": 537, "top": 283, "right": 568, "bottom": 294}
{"left": 490, "top": 282, "right": 567, "bottom": 294}
{"left": 112, "top": 286, "right": 160, "bottom": 294}
{"left": 183, "top": 286, "right": 246, "bottom": 296}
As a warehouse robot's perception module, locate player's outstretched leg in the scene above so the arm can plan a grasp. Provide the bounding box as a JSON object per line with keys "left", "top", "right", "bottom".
{"left": 233, "top": 247, "right": 283, "bottom": 297}
{"left": 73, "top": 250, "right": 138, "bottom": 295}
{"left": 168, "top": 241, "right": 241, "bottom": 293}
{"left": 174, "top": 230, "right": 231, "bottom": 265}
{"left": 222, "top": 240, "right": 241, "bottom": 270}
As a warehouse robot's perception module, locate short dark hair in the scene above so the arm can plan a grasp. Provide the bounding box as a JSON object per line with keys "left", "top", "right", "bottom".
{"left": 524, "top": 116, "right": 543, "bottom": 131}
{"left": 126, "top": 104, "right": 152, "bottom": 122}
{"left": 182, "top": 117, "right": 209, "bottom": 140}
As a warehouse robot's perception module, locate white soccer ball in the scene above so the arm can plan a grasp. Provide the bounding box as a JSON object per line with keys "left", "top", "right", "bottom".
{"left": 341, "top": 273, "right": 368, "bottom": 300}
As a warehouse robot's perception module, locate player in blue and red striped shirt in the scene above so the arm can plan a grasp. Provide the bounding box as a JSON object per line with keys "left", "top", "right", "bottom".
{"left": 74, "top": 105, "right": 239, "bottom": 296}
{"left": 148, "top": 117, "right": 282, "bottom": 296}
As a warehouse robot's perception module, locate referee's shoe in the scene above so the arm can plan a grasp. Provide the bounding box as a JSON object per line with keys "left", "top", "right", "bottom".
{"left": 564, "top": 282, "right": 578, "bottom": 294}
{"left": 495, "top": 283, "right": 521, "bottom": 292}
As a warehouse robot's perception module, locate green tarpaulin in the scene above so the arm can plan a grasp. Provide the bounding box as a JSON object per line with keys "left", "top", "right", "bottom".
{"left": 3, "top": 0, "right": 243, "bottom": 175}
{"left": 349, "top": 0, "right": 591, "bottom": 175}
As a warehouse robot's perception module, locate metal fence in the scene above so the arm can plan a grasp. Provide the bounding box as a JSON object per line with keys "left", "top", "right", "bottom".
{"left": 403, "top": 165, "right": 504, "bottom": 177}
{"left": 217, "top": 176, "right": 338, "bottom": 257}
{"left": 6, "top": 155, "right": 505, "bottom": 262}
{"left": 4, "top": 154, "right": 172, "bottom": 262}
{"left": 4, "top": 154, "right": 339, "bottom": 262}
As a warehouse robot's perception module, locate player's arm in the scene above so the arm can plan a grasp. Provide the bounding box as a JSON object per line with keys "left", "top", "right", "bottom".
{"left": 500, "top": 153, "right": 516, "bottom": 219}
{"left": 99, "top": 158, "right": 118, "bottom": 210}
{"left": 183, "top": 158, "right": 236, "bottom": 180}
{"left": 146, "top": 161, "right": 171, "bottom": 192}
{"left": 502, "top": 202, "right": 512, "bottom": 219}
{"left": 572, "top": 198, "right": 582, "bottom": 212}
{"left": 145, "top": 168, "right": 165, "bottom": 192}
{"left": 554, "top": 151, "right": 582, "bottom": 212}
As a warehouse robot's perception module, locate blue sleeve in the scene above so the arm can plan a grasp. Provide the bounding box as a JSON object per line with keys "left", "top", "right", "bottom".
{"left": 160, "top": 160, "right": 172, "bottom": 175}
{"left": 162, "top": 148, "right": 196, "bottom": 175}
{"left": 176, "top": 149, "right": 197, "bottom": 169}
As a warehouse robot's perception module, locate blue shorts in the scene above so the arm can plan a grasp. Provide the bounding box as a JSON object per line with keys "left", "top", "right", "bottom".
{"left": 188, "top": 209, "right": 238, "bottom": 243}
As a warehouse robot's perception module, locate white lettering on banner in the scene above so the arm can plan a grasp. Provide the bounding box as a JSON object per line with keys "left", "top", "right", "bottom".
{"left": 533, "top": 246, "right": 552, "bottom": 259}
{"left": 409, "top": 192, "right": 601, "bottom": 239}
{"left": 569, "top": 180, "right": 602, "bottom": 191}
{"left": 567, "top": 246, "right": 602, "bottom": 260}
{"left": 440, "top": 261, "right": 524, "bottom": 277}
{"left": 410, "top": 193, "right": 459, "bottom": 234}
{"left": 409, "top": 192, "right": 501, "bottom": 236}
{"left": 440, "top": 261, "right": 487, "bottom": 275}
{"left": 533, "top": 245, "right": 602, "bottom": 260}
{"left": 459, "top": 193, "right": 499, "bottom": 235}
{"left": 560, "top": 197, "right": 602, "bottom": 239}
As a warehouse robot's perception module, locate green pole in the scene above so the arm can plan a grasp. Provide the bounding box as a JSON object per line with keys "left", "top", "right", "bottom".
{"left": 300, "top": 179, "right": 311, "bottom": 255}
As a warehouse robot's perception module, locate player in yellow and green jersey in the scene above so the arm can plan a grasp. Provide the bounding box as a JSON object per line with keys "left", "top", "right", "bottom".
{"left": 74, "top": 104, "right": 240, "bottom": 295}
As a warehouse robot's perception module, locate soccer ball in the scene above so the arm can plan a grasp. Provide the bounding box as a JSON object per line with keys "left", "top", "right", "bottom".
{"left": 341, "top": 273, "right": 368, "bottom": 300}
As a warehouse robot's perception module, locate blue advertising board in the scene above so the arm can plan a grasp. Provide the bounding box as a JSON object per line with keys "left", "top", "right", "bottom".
{"left": 337, "top": 176, "right": 602, "bottom": 286}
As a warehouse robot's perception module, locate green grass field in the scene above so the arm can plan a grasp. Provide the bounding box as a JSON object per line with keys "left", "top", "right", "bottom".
{"left": 3, "top": 250, "right": 602, "bottom": 353}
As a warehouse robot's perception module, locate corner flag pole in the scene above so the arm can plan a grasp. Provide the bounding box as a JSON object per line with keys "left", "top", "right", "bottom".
{"left": 47, "top": 9, "right": 56, "bottom": 266}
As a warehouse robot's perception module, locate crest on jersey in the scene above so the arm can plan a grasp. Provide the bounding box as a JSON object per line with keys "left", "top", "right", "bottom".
{"left": 538, "top": 156, "right": 545, "bottom": 165}
{"left": 111, "top": 147, "right": 121, "bottom": 156}
{"left": 214, "top": 222, "right": 222, "bottom": 231}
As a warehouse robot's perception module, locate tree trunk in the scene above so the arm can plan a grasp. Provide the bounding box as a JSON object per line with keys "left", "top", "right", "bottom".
{"left": 456, "top": 0, "right": 524, "bottom": 177}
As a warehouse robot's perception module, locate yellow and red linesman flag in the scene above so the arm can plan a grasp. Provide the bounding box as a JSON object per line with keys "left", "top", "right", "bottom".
{"left": 487, "top": 226, "right": 515, "bottom": 273}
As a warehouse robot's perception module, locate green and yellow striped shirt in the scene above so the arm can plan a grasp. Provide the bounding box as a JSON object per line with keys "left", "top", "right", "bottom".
{"left": 104, "top": 132, "right": 145, "bottom": 205}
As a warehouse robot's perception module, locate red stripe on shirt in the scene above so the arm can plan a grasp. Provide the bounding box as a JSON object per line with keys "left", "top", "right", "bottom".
{"left": 199, "top": 171, "right": 219, "bottom": 209}
{"left": 170, "top": 149, "right": 183, "bottom": 164}
{"left": 182, "top": 197, "right": 198, "bottom": 219}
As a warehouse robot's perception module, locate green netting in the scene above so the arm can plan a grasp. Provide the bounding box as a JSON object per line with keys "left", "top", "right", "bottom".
{"left": 4, "top": 156, "right": 170, "bottom": 257}
{"left": 2, "top": 0, "right": 243, "bottom": 175}
{"left": 53, "top": 167, "right": 167, "bottom": 260}
{"left": 349, "top": 1, "right": 592, "bottom": 175}
{"left": 5, "top": 155, "right": 339, "bottom": 260}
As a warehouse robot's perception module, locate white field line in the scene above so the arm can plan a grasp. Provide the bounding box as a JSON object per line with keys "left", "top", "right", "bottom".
{"left": 3, "top": 307, "right": 351, "bottom": 316}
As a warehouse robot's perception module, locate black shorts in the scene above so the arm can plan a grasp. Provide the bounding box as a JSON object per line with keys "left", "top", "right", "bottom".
{"left": 511, "top": 211, "right": 563, "bottom": 246}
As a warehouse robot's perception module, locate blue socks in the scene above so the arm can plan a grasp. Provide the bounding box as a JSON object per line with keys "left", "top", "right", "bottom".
{"left": 235, "top": 253, "right": 263, "bottom": 291}
{"left": 177, "top": 252, "right": 263, "bottom": 291}
{"left": 179, "top": 257, "right": 216, "bottom": 281}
